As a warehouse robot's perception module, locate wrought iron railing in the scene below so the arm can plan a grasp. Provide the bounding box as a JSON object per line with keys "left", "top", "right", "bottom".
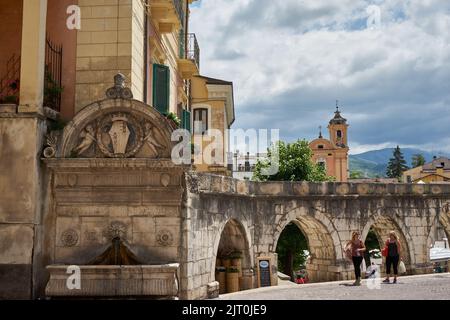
{"left": 186, "top": 33, "right": 200, "bottom": 70}
{"left": 44, "top": 36, "right": 63, "bottom": 112}
{"left": 0, "top": 54, "right": 21, "bottom": 104}
{"left": 173, "top": 0, "right": 184, "bottom": 25}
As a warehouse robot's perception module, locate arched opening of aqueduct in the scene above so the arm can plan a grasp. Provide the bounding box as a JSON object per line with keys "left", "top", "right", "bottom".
{"left": 273, "top": 209, "right": 339, "bottom": 283}
{"left": 213, "top": 219, "right": 253, "bottom": 293}
{"left": 361, "top": 215, "right": 413, "bottom": 273}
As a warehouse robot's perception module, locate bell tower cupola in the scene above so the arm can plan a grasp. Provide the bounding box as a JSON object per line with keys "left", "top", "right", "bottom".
{"left": 328, "top": 101, "right": 349, "bottom": 148}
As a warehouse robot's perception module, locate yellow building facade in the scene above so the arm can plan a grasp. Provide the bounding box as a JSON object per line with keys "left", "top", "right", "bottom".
{"left": 0, "top": 0, "right": 233, "bottom": 175}
{"left": 190, "top": 75, "right": 235, "bottom": 175}
{"left": 309, "top": 107, "right": 349, "bottom": 182}
{"left": 403, "top": 157, "right": 450, "bottom": 183}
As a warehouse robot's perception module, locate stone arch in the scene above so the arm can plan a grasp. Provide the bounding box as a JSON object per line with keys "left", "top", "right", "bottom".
{"left": 361, "top": 214, "right": 415, "bottom": 273}
{"left": 272, "top": 208, "right": 340, "bottom": 282}
{"left": 210, "top": 219, "right": 253, "bottom": 282}
{"left": 439, "top": 202, "right": 450, "bottom": 241}
{"left": 59, "top": 98, "right": 175, "bottom": 158}
{"left": 426, "top": 202, "right": 450, "bottom": 254}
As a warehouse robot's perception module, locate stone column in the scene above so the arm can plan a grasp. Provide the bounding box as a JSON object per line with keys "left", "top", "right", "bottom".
{"left": 18, "top": 0, "right": 48, "bottom": 114}
{"left": 0, "top": 1, "right": 49, "bottom": 300}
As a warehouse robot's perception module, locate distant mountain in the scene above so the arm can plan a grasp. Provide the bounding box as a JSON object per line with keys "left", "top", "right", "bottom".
{"left": 349, "top": 148, "right": 450, "bottom": 178}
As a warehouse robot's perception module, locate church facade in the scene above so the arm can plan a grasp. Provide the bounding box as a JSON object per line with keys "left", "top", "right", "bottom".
{"left": 309, "top": 107, "right": 349, "bottom": 182}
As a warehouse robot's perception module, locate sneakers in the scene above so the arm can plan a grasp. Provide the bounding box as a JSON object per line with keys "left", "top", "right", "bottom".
{"left": 353, "top": 278, "right": 361, "bottom": 286}
{"left": 382, "top": 278, "right": 390, "bottom": 283}
{"left": 393, "top": 278, "right": 397, "bottom": 284}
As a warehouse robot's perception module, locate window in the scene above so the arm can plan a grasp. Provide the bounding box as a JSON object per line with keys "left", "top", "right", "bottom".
{"left": 318, "top": 145, "right": 324, "bottom": 149}
{"left": 182, "top": 109, "right": 191, "bottom": 133}
{"left": 317, "top": 159, "right": 326, "bottom": 170}
{"left": 337, "top": 130, "right": 342, "bottom": 138}
{"left": 193, "top": 108, "right": 208, "bottom": 134}
{"left": 152, "top": 64, "right": 170, "bottom": 114}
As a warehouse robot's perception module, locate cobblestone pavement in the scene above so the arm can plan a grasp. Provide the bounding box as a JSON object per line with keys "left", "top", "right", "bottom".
{"left": 216, "top": 273, "right": 450, "bottom": 300}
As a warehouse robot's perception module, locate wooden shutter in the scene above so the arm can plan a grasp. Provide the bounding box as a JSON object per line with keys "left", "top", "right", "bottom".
{"left": 182, "top": 110, "right": 191, "bottom": 133}
{"left": 152, "top": 64, "right": 170, "bottom": 114}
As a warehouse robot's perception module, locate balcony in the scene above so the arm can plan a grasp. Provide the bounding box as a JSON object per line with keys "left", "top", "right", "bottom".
{"left": 150, "top": 0, "right": 184, "bottom": 34}
{"left": 178, "top": 33, "right": 200, "bottom": 79}
{"left": 0, "top": 36, "right": 62, "bottom": 112}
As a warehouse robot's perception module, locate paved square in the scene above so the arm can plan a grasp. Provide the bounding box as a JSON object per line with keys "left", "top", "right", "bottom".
{"left": 216, "top": 274, "right": 450, "bottom": 300}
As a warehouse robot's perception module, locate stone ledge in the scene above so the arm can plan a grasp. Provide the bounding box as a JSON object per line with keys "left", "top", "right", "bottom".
{"left": 0, "top": 104, "right": 17, "bottom": 114}
{"left": 188, "top": 173, "right": 450, "bottom": 197}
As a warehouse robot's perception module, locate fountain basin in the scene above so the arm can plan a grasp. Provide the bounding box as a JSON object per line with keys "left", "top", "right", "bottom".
{"left": 45, "top": 264, "right": 179, "bottom": 298}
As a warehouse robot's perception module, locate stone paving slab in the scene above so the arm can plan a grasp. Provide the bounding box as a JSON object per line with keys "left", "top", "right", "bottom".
{"left": 216, "top": 273, "right": 450, "bottom": 300}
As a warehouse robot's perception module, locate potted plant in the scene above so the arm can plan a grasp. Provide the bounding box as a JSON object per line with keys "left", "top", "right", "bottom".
{"left": 0, "top": 95, "right": 18, "bottom": 104}
{"left": 226, "top": 267, "right": 240, "bottom": 293}
{"left": 229, "top": 251, "right": 243, "bottom": 277}
{"left": 163, "top": 112, "right": 181, "bottom": 129}
{"left": 44, "top": 69, "right": 63, "bottom": 111}
{"left": 215, "top": 266, "right": 226, "bottom": 294}
{"left": 0, "top": 79, "right": 20, "bottom": 113}
{"left": 221, "top": 255, "right": 231, "bottom": 268}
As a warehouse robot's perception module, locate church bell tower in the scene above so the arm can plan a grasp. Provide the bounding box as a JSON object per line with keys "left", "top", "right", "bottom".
{"left": 328, "top": 102, "right": 349, "bottom": 148}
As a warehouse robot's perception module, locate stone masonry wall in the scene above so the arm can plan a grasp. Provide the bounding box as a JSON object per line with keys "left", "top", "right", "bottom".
{"left": 184, "top": 173, "right": 450, "bottom": 299}
{"left": 0, "top": 114, "right": 47, "bottom": 299}
{"left": 75, "top": 0, "right": 145, "bottom": 113}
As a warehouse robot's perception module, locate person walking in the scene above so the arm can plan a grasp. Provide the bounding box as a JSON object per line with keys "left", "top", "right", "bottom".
{"left": 346, "top": 231, "right": 366, "bottom": 286}
{"left": 383, "top": 231, "right": 402, "bottom": 284}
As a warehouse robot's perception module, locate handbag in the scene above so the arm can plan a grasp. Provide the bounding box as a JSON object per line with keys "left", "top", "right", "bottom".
{"left": 398, "top": 260, "right": 406, "bottom": 274}
{"left": 382, "top": 240, "right": 389, "bottom": 257}
{"left": 344, "top": 244, "right": 352, "bottom": 261}
{"left": 360, "top": 258, "right": 367, "bottom": 273}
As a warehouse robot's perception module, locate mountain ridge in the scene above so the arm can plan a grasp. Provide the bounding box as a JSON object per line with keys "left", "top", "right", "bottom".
{"left": 349, "top": 148, "right": 450, "bottom": 178}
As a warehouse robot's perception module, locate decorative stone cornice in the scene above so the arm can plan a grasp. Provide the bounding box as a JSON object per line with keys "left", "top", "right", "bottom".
{"left": 43, "top": 158, "right": 190, "bottom": 170}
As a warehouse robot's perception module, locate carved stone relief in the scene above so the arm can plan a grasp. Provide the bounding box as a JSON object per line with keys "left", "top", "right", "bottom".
{"left": 160, "top": 173, "right": 171, "bottom": 187}
{"left": 105, "top": 73, "right": 133, "bottom": 99}
{"left": 104, "top": 221, "right": 128, "bottom": 241}
{"left": 61, "top": 229, "right": 79, "bottom": 247}
{"left": 71, "top": 113, "right": 168, "bottom": 159}
{"left": 53, "top": 74, "right": 175, "bottom": 159}
{"left": 43, "top": 131, "right": 59, "bottom": 158}
{"left": 156, "top": 230, "right": 174, "bottom": 246}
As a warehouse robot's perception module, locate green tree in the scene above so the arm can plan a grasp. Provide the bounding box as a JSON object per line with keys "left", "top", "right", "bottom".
{"left": 386, "top": 146, "right": 409, "bottom": 180}
{"left": 276, "top": 223, "right": 308, "bottom": 281}
{"left": 364, "top": 228, "right": 380, "bottom": 251}
{"left": 350, "top": 171, "right": 364, "bottom": 179}
{"left": 253, "top": 139, "right": 334, "bottom": 182}
{"left": 254, "top": 139, "right": 332, "bottom": 281}
{"left": 411, "top": 154, "right": 426, "bottom": 168}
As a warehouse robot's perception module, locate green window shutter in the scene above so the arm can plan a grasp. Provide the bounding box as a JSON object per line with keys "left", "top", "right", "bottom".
{"left": 179, "top": 28, "right": 185, "bottom": 59}
{"left": 182, "top": 110, "right": 191, "bottom": 133}
{"left": 152, "top": 64, "right": 170, "bottom": 114}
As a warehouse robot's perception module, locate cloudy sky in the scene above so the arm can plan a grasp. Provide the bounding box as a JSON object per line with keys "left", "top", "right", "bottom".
{"left": 190, "top": 0, "right": 450, "bottom": 155}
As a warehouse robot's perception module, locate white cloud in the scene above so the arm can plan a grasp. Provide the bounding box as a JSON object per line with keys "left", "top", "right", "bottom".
{"left": 190, "top": 0, "right": 450, "bottom": 154}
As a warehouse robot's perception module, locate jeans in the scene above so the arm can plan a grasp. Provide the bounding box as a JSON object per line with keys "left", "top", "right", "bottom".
{"left": 352, "top": 256, "right": 363, "bottom": 279}
{"left": 386, "top": 255, "right": 400, "bottom": 275}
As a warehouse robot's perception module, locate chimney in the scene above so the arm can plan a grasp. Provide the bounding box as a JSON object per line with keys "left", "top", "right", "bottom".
{"left": 245, "top": 152, "right": 251, "bottom": 172}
